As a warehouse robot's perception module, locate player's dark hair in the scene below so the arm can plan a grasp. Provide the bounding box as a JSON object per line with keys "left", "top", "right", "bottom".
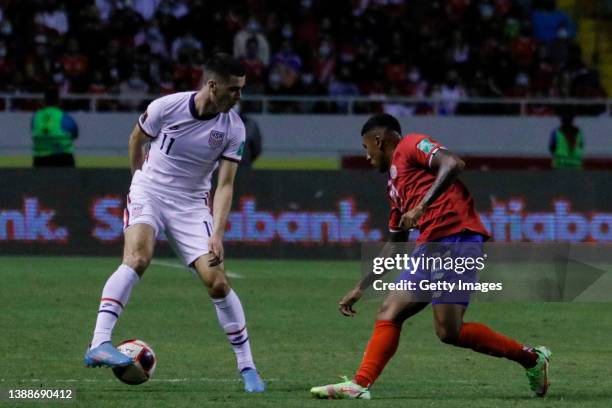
{"left": 203, "top": 52, "right": 246, "bottom": 81}
{"left": 361, "top": 113, "right": 402, "bottom": 136}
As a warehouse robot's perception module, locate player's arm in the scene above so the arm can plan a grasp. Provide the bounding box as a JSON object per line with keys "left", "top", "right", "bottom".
{"left": 400, "top": 149, "right": 465, "bottom": 229}
{"left": 339, "top": 230, "right": 408, "bottom": 317}
{"left": 128, "top": 124, "right": 150, "bottom": 175}
{"left": 209, "top": 159, "right": 239, "bottom": 266}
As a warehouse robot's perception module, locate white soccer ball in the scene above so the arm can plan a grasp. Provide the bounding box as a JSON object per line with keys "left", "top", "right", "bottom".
{"left": 112, "top": 339, "right": 157, "bottom": 385}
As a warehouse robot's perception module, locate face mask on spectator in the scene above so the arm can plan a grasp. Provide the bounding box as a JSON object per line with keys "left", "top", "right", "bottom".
{"left": 53, "top": 72, "right": 64, "bottom": 84}
{"left": 246, "top": 19, "right": 261, "bottom": 33}
{"left": 282, "top": 24, "right": 293, "bottom": 39}
{"left": 479, "top": 4, "right": 494, "bottom": 19}
{"left": 319, "top": 43, "right": 331, "bottom": 57}
{"left": 557, "top": 27, "right": 569, "bottom": 39}
{"left": 1, "top": 21, "right": 12, "bottom": 36}
{"left": 301, "top": 0, "right": 313, "bottom": 9}
{"left": 516, "top": 73, "right": 530, "bottom": 87}
{"left": 0, "top": 47, "right": 6, "bottom": 58}
{"left": 302, "top": 73, "right": 314, "bottom": 85}
{"left": 269, "top": 71, "right": 282, "bottom": 88}
{"left": 408, "top": 69, "right": 421, "bottom": 82}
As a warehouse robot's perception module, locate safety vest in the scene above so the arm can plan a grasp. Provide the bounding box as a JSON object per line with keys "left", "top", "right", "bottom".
{"left": 32, "top": 107, "right": 74, "bottom": 157}
{"left": 552, "top": 129, "right": 583, "bottom": 169}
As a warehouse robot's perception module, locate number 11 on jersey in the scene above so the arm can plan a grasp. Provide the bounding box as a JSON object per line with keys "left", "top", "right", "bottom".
{"left": 160, "top": 133, "right": 176, "bottom": 155}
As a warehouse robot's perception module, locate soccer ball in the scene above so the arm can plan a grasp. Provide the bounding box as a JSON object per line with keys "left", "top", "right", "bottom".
{"left": 112, "top": 339, "right": 157, "bottom": 385}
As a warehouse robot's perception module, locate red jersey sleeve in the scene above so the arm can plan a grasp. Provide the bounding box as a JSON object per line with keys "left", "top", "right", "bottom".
{"left": 388, "top": 206, "right": 403, "bottom": 232}
{"left": 401, "top": 134, "right": 445, "bottom": 168}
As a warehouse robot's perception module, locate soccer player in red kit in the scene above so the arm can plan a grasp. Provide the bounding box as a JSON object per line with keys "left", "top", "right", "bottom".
{"left": 310, "top": 114, "right": 551, "bottom": 400}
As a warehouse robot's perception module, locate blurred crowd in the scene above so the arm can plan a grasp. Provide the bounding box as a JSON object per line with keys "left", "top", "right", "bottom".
{"left": 0, "top": 0, "right": 607, "bottom": 111}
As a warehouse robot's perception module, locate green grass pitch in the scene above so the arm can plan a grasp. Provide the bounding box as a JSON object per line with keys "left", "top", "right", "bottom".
{"left": 1, "top": 257, "right": 611, "bottom": 407}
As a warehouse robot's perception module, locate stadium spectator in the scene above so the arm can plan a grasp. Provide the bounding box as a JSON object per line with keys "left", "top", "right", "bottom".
{"left": 240, "top": 36, "right": 266, "bottom": 94}
{"left": 233, "top": 17, "right": 270, "bottom": 66}
{"left": 531, "top": 0, "right": 576, "bottom": 43}
{"left": 0, "top": 0, "right": 605, "bottom": 108}
{"left": 34, "top": 2, "right": 69, "bottom": 35}
{"left": 60, "top": 39, "right": 89, "bottom": 93}
{"left": 435, "top": 70, "right": 467, "bottom": 115}
{"left": 549, "top": 106, "right": 584, "bottom": 169}
{"left": 31, "top": 87, "right": 78, "bottom": 167}
{"left": 328, "top": 65, "right": 360, "bottom": 113}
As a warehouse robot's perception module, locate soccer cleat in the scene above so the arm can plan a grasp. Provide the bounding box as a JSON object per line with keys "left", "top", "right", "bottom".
{"left": 83, "top": 342, "right": 134, "bottom": 368}
{"left": 525, "top": 346, "right": 552, "bottom": 397}
{"left": 310, "top": 376, "right": 371, "bottom": 400}
{"left": 241, "top": 368, "right": 266, "bottom": 393}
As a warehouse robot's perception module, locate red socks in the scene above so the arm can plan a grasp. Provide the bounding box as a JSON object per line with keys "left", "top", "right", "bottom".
{"left": 353, "top": 320, "right": 401, "bottom": 388}
{"left": 457, "top": 322, "right": 537, "bottom": 368}
{"left": 352, "top": 320, "right": 536, "bottom": 388}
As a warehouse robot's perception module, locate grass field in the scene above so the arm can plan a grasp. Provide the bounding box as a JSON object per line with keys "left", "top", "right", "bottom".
{"left": 1, "top": 257, "right": 611, "bottom": 407}
{"left": 0, "top": 156, "right": 339, "bottom": 169}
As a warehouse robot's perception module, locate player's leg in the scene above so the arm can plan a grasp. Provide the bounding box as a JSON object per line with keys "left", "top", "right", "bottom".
{"left": 311, "top": 291, "right": 428, "bottom": 399}
{"left": 193, "top": 255, "right": 265, "bottom": 392}
{"left": 353, "top": 292, "right": 429, "bottom": 388}
{"left": 85, "top": 223, "right": 156, "bottom": 367}
{"left": 432, "top": 303, "right": 551, "bottom": 396}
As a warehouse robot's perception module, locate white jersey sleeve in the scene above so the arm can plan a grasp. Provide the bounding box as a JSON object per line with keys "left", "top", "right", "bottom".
{"left": 138, "top": 98, "right": 165, "bottom": 138}
{"left": 221, "top": 112, "right": 246, "bottom": 163}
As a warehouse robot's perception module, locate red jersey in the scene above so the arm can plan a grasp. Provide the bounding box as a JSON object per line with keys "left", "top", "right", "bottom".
{"left": 387, "top": 134, "right": 489, "bottom": 243}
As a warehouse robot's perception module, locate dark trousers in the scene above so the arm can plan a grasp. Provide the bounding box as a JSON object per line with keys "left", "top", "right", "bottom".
{"left": 33, "top": 153, "right": 75, "bottom": 167}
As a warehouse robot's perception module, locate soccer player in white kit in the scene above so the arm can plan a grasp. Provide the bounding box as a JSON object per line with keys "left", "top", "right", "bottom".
{"left": 83, "top": 53, "right": 265, "bottom": 393}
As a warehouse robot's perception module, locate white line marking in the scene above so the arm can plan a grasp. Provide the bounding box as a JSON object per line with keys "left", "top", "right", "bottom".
{"left": 151, "top": 260, "right": 243, "bottom": 279}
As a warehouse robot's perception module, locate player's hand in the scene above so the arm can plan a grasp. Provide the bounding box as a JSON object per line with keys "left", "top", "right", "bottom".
{"left": 400, "top": 204, "right": 426, "bottom": 230}
{"left": 339, "top": 286, "right": 363, "bottom": 317}
{"left": 208, "top": 234, "right": 224, "bottom": 267}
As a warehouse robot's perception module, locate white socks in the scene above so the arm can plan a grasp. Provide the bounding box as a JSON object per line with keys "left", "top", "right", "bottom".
{"left": 212, "top": 290, "right": 255, "bottom": 372}
{"left": 90, "top": 264, "right": 140, "bottom": 349}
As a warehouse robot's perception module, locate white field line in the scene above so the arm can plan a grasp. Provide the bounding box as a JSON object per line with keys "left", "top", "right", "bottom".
{"left": 151, "top": 259, "right": 243, "bottom": 279}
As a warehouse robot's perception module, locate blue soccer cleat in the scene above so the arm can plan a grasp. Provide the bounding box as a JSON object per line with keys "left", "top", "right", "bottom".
{"left": 83, "top": 342, "right": 133, "bottom": 368}
{"left": 241, "top": 368, "right": 265, "bottom": 393}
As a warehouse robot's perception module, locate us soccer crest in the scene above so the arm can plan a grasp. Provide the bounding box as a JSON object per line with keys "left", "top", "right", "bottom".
{"left": 209, "top": 130, "right": 225, "bottom": 148}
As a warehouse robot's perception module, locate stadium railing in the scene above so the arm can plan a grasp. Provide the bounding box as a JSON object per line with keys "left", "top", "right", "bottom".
{"left": 0, "top": 93, "right": 610, "bottom": 116}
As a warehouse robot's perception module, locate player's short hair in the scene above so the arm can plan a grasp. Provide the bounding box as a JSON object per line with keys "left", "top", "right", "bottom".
{"left": 361, "top": 113, "right": 402, "bottom": 136}
{"left": 203, "top": 53, "right": 246, "bottom": 81}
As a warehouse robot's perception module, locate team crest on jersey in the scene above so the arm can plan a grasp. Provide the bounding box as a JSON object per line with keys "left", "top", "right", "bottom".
{"left": 209, "top": 130, "right": 225, "bottom": 148}
{"left": 130, "top": 204, "right": 143, "bottom": 218}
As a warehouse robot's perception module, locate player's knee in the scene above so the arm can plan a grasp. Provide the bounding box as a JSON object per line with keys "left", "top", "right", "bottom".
{"left": 123, "top": 252, "right": 151, "bottom": 275}
{"left": 207, "top": 274, "right": 230, "bottom": 297}
{"left": 436, "top": 326, "right": 460, "bottom": 345}
{"left": 376, "top": 301, "right": 402, "bottom": 321}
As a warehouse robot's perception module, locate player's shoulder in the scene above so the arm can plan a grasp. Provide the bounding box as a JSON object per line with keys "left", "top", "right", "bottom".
{"left": 227, "top": 108, "right": 246, "bottom": 135}
{"left": 151, "top": 91, "right": 191, "bottom": 107}
{"left": 228, "top": 108, "right": 245, "bottom": 127}
{"left": 397, "top": 133, "right": 432, "bottom": 152}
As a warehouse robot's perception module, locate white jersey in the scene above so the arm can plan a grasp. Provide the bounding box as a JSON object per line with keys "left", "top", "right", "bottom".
{"left": 132, "top": 91, "right": 245, "bottom": 198}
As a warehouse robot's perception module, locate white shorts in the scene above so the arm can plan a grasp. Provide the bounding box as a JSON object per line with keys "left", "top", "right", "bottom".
{"left": 123, "top": 184, "right": 213, "bottom": 267}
